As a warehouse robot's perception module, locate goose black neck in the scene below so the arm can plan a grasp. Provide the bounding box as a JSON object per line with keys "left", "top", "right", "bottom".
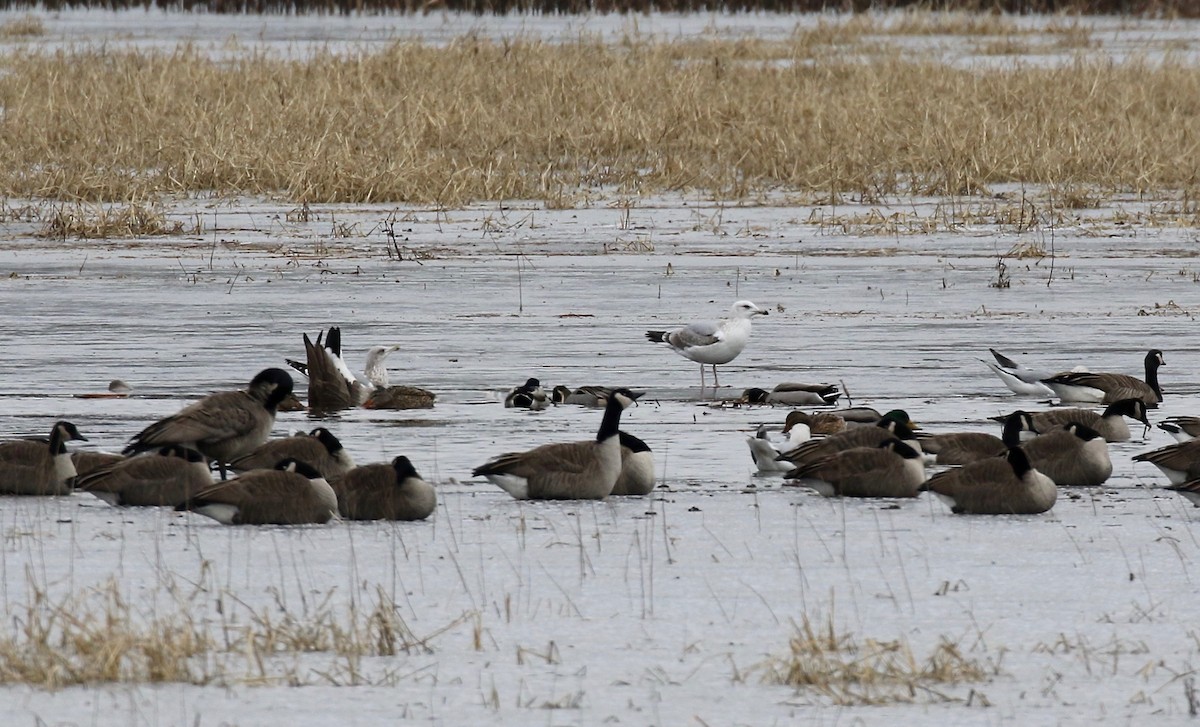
{"left": 48, "top": 427, "right": 66, "bottom": 455}
{"left": 1006, "top": 446, "right": 1034, "bottom": 478}
{"left": 1145, "top": 355, "right": 1163, "bottom": 399}
{"left": 1001, "top": 413, "right": 1027, "bottom": 448}
{"left": 596, "top": 396, "right": 626, "bottom": 443}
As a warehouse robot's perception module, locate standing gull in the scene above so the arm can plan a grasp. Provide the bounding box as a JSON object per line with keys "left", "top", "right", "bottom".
{"left": 646, "top": 300, "right": 768, "bottom": 389}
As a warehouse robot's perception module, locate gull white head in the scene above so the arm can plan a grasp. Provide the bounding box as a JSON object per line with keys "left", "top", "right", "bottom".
{"left": 729, "top": 300, "right": 769, "bottom": 320}
{"left": 363, "top": 345, "right": 402, "bottom": 388}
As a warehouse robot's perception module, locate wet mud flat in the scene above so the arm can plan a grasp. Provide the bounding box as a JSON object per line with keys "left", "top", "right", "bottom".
{"left": 1, "top": 193, "right": 1200, "bottom": 724}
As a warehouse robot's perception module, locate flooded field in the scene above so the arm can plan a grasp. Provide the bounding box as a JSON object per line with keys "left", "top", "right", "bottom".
{"left": 3, "top": 7, "right": 1200, "bottom": 726}
{"left": 2, "top": 192, "right": 1200, "bottom": 725}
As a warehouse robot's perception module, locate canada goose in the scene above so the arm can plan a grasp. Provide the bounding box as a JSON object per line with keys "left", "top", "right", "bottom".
{"left": 918, "top": 411, "right": 1036, "bottom": 466}
{"left": 991, "top": 398, "right": 1150, "bottom": 443}
{"left": 73, "top": 379, "right": 133, "bottom": 399}
{"left": 922, "top": 446, "right": 1057, "bottom": 515}
{"left": 1165, "top": 479, "right": 1200, "bottom": 507}
{"left": 741, "top": 383, "right": 842, "bottom": 406}
{"left": 552, "top": 386, "right": 641, "bottom": 408}
{"left": 228, "top": 427, "right": 355, "bottom": 483}
{"left": 504, "top": 378, "right": 550, "bottom": 410}
{"left": 333, "top": 456, "right": 436, "bottom": 521}
{"left": 747, "top": 421, "right": 811, "bottom": 474}
{"left": 776, "top": 410, "right": 920, "bottom": 468}
{"left": 646, "top": 300, "right": 768, "bottom": 388}
{"left": 1041, "top": 349, "right": 1164, "bottom": 407}
{"left": 611, "top": 431, "right": 655, "bottom": 496}
{"left": 783, "top": 410, "right": 846, "bottom": 436}
{"left": 1132, "top": 439, "right": 1200, "bottom": 484}
{"left": 175, "top": 458, "right": 338, "bottom": 525}
{"left": 1011, "top": 422, "right": 1112, "bottom": 487}
{"left": 0, "top": 421, "right": 87, "bottom": 496}
{"left": 1158, "top": 416, "right": 1200, "bottom": 443}
{"left": 72, "top": 450, "right": 126, "bottom": 478}
{"left": 473, "top": 388, "right": 640, "bottom": 499}
{"left": 784, "top": 439, "right": 925, "bottom": 498}
{"left": 76, "top": 445, "right": 212, "bottom": 507}
{"left": 123, "top": 368, "right": 294, "bottom": 478}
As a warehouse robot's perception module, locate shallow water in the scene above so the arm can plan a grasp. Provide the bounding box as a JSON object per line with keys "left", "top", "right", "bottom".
{"left": 3, "top": 192, "right": 1200, "bottom": 724}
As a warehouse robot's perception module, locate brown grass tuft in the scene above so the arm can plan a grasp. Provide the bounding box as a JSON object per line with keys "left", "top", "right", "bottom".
{"left": 0, "top": 14, "right": 44, "bottom": 38}
{"left": 0, "top": 579, "right": 466, "bottom": 689}
{"left": 761, "top": 614, "right": 991, "bottom": 705}
{"left": 37, "top": 203, "right": 186, "bottom": 239}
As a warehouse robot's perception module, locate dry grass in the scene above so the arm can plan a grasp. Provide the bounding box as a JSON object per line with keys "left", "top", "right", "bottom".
{"left": 0, "top": 13, "right": 43, "bottom": 38}
{"left": 37, "top": 203, "right": 187, "bottom": 239}
{"left": 761, "top": 614, "right": 991, "bottom": 705}
{"left": 0, "top": 579, "right": 464, "bottom": 689}
{"left": 1, "top": 38, "right": 1199, "bottom": 205}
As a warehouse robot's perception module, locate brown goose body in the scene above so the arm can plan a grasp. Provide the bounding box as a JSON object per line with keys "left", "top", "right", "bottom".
{"left": 993, "top": 398, "right": 1149, "bottom": 443}
{"left": 1158, "top": 416, "right": 1200, "bottom": 443}
{"left": 334, "top": 456, "right": 436, "bottom": 521}
{"left": 1041, "top": 349, "right": 1164, "bottom": 407}
{"left": 72, "top": 450, "right": 126, "bottom": 478}
{"left": 1017, "top": 423, "right": 1112, "bottom": 487}
{"left": 1133, "top": 439, "right": 1200, "bottom": 485}
{"left": 777, "top": 410, "right": 920, "bottom": 468}
{"left": 123, "top": 368, "right": 294, "bottom": 471}
{"left": 77, "top": 445, "right": 212, "bottom": 507}
{"left": 0, "top": 421, "right": 87, "bottom": 496}
{"left": 229, "top": 427, "right": 354, "bottom": 483}
{"left": 176, "top": 458, "right": 337, "bottom": 525}
{"left": 474, "top": 389, "right": 639, "bottom": 499}
{"left": 785, "top": 439, "right": 925, "bottom": 498}
{"left": 923, "top": 447, "right": 1057, "bottom": 515}
{"left": 920, "top": 412, "right": 1036, "bottom": 466}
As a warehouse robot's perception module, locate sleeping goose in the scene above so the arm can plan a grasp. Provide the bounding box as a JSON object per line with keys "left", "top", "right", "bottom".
{"left": 1013, "top": 422, "right": 1112, "bottom": 487}
{"left": 123, "top": 368, "right": 294, "bottom": 479}
{"left": 611, "top": 431, "right": 655, "bottom": 496}
{"left": 741, "top": 383, "right": 841, "bottom": 406}
{"left": 776, "top": 410, "right": 920, "bottom": 468}
{"left": 76, "top": 445, "right": 212, "bottom": 507}
{"left": 922, "top": 446, "right": 1057, "bottom": 515}
{"left": 1132, "top": 439, "right": 1200, "bottom": 484}
{"left": 646, "top": 300, "right": 767, "bottom": 389}
{"left": 1041, "top": 349, "right": 1164, "bottom": 407}
{"left": 991, "top": 398, "right": 1150, "bottom": 443}
{"left": 918, "top": 411, "right": 1036, "bottom": 466}
{"left": 473, "top": 388, "right": 640, "bottom": 499}
{"left": 504, "top": 378, "right": 550, "bottom": 410}
{"left": 176, "top": 458, "right": 337, "bottom": 525}
{"left": 0, "top": 421, "right": 87, "bottom": 496}
{"left": 228, "top": 427, "right": 355, "bottom": 483}
{"left": 783, "top": 439, "right": 925, "bottom": 498}
{"left": 333, "top": 456, "right": 436, "bottom": 521}
{"left": 746, "top": 421, "right": 811, "bottom": 474}
{"left": 1158, "top": 416, "right": 1200, "bottom": 443}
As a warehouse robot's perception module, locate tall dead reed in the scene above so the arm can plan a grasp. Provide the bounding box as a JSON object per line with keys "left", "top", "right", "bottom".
{"left": 0, "top": 38, "right": 1198, "bottom": 205}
